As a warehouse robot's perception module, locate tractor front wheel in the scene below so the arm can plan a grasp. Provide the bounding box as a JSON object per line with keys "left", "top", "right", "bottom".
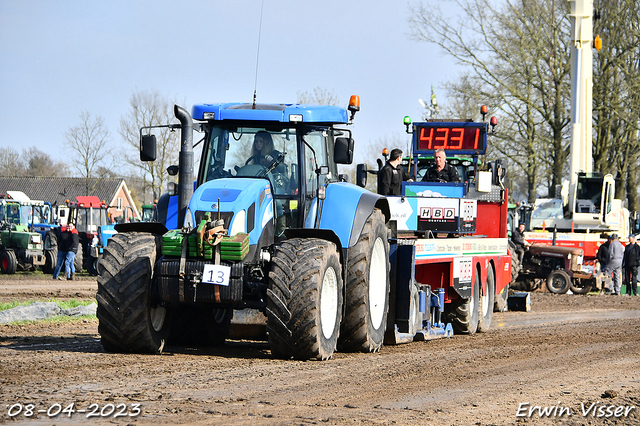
{"left": 267, "top": 238, "right": 343, "bottom": 360}
{"left": 96, "top": 232, "right": 170, "bottom": 353}
{"left": 0, "top": 250, "right": 17, "bottom": 275}
{"left": 546, "top": 270, "right": 571, "bottom": 294}
{"left": 339, "top": 209, "right": 390, "bottom": 353}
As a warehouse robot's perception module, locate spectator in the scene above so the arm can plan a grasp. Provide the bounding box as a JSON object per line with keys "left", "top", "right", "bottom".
{"left": 52, "top": 222, "right": 79, "bottom": 281}
{"left": 378, "top": 148, "right": 413, "bottom": 196}
{"left": 511, "top": 223, "right": 530, "bottom": 262}
{"left": 606, "top": 234, "right": 624, "bottom": 295}
{"left": 622, "top": 234, "right": 640, "bottom": 296}
{"left": 597, "top": 236, "right": 611, "bottom": 274}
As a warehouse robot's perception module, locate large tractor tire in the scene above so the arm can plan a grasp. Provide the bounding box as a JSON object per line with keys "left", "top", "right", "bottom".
{"left": 339, "top": 209, "right": 390, "bottom": 353}
{"left": 72, "top": 247, "right": 83, "bottom": 274}
{"left": 43, "top": 231, "right": 58, "bottom": 274}
{"left": 445, "top": 269, "right": 480, "bottom": 335}
{"left": 477, "top": 266, "right": 495, "bottom": 332}
{"left": 546, "top": 270, "right": 571, "bottom": 294}
{"left": 0, "top": 250, "right": 17, "bottom": 275}
{"left": 87, "top": 255, "right": 99, "bottom": 276}
{"left": 167, "top": 307, "right": 232, "bottom": 347}
{"left": 96, "top": 232, "right": 170, "bottom": 354}
{"left": 267, "top": 238, "right": 343, "bottom": 360}
{"left": 42, "top": 249, "right": 56, "bottom": 274}
{"left": 508, "top": 241, "right": 520, "bottom": 283}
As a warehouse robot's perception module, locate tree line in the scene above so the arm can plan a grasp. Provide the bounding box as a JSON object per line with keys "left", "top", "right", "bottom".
{"left": 408, "top": 0, "right": 640, "bottom": 210}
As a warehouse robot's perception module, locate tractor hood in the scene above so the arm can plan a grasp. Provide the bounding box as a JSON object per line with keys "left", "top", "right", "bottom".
{"left": 186, "top": 178, "right": 274, "bottom": 246}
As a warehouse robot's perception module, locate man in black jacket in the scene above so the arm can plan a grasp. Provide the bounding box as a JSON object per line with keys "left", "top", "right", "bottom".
{"left": 422, "top": 149, "right": 461, "bottom": 183}
{"left": 623, "top": 234, "right": 640, "bottom": 296}
{"left": 511, "top": 223, "right": 529, "bottom": 262}
{"left": 378, "top": 148, "right": 413, "bottom": 196}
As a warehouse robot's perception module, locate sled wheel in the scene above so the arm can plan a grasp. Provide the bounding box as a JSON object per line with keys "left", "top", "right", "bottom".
{"left": 445, "top": 267, "right": 480, "bottom": 335}
{"left": 477, "top": 266, "right": 495, "bottom": 332}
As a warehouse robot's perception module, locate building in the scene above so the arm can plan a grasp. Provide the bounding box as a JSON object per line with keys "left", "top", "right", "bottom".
{"left": 0, "top": 176, "right": 140, "bottom": 222}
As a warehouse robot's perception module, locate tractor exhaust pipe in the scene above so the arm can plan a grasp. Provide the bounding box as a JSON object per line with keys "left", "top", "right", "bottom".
{"left": 174, "top": 105, "right": 193, "bottom": 228}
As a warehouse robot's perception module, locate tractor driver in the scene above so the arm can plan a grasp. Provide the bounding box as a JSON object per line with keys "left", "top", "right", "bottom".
{"left": 422, "top": 149, "right": 461, "bottom": 183}
{"left": 247, "top": 131, "right": 283, "bottom": 171}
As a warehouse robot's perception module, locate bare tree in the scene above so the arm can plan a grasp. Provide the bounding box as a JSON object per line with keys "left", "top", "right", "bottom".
{"left": 118, "top": 90, "right": 183, "bottom": 203}
{"left": 409, "top": 0, "right": 572, "bottom": 201}
{"left": 65, "top": 111, "right": 111, "bottom": 194}
{"left": 593, "top": 0, "right": 640, "bottom": 210}
{"left": 297, "top": 87, "right": 340, "bottom": 106}
{"left": 24, "top": 147, "right": 70, "bottom": 177}
{"left": 0, "top": 147, "right": 24, "bottom": 176}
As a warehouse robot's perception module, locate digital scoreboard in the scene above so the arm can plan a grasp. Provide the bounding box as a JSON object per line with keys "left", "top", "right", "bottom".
{"left": 412, "top": 122, "right": 488, "bottom": 156}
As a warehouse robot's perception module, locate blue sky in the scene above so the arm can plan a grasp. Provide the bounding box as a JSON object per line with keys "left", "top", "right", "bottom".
{"left": 0, "top": 0, "right": 456, "bottom": 166}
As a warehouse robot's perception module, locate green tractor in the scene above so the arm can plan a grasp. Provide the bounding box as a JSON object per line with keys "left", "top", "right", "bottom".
{"left": 0, "top": 200, "right": 49, "bottom": 274}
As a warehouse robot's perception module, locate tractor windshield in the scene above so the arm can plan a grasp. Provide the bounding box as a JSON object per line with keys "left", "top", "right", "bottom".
{"left": 202, "top": 126, "right": 299, "bottom": 195}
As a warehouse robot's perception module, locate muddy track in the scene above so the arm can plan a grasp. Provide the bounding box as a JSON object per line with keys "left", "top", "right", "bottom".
{"left": 0, "top": 276, "right": 639, "bottom": 425}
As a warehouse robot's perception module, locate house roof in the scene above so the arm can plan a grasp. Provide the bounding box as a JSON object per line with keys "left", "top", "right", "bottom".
{"left": 0, "top": 176, "right": 124, "bottom": 207}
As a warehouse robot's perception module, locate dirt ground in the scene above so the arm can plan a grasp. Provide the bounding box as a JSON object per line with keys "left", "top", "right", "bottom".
{"left": 1, "top": 275, "right": 639, "bottom": 425}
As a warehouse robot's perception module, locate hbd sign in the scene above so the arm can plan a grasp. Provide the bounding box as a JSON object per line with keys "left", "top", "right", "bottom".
{"left": 419, "top": 207, "right": 456, "bottom": 220}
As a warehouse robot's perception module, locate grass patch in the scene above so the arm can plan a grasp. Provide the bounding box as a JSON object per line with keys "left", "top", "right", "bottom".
{"left": 0, "top": 298, "right": 95, "bottom": 312}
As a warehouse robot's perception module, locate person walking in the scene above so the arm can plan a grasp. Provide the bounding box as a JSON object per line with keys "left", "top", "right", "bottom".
{"left": 622, "top": 234, "right": 640, "bottom": 296}
{"left": 606, "top": 234, "right": 624, "bottom": 295}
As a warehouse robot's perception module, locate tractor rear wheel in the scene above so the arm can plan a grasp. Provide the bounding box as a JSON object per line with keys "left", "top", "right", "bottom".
{"left": 546, "top": 270, "right": 571, "bottom": 294}
{"left": 339, "top": 209, "right": 390, "bottom": 353}
{"left": 96, "top": 232, "right": 170, "bottom": 353}
{"left": 570, "top": 278, "right": 593, "bottom": 294}
{"left": 477, "top": 266, "right": 495, "bottom": 332}
{"left": 72, "top": 247, "right": 83, "bottom": 274}
{"left": 267, "top": 238, "right": 343, "bottom": 360}
{"left": 508, "top": 241, "right": 520, "bottom": 283}
{"left": 0, "top": 250, "right": 17, "bottom": 275}
{"left": 42, "top": 250, "right": 56, "bottom": 274}
{"left": 43, "top": 231, "right": 58, "bottom": 274}
{"left": 445, "top": 269, "right": 480, "bottom": 335}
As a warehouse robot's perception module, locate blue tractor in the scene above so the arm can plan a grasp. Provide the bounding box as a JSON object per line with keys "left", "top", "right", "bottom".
{"left": 97, "top": 98, "right": 393, "bottom": 360}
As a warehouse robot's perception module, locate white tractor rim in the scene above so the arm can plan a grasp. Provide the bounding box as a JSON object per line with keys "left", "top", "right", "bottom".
{"left": 320, "top": 266, "right": 339, "bottom": 340}
{"left": 369, "top": 237, "right": 387, "bottom": 330}
{"left": 150, "top": 305, "right": 166, "bottom": 332}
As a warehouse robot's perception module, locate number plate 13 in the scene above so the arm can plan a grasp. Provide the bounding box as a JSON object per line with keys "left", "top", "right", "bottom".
{"left": 202, "top": 264, "right": 231, "bottom": 286}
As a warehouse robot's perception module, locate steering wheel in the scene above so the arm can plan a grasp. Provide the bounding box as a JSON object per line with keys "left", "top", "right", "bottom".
{"left": 245, "top": 155, "right": 264, "bottom": 166}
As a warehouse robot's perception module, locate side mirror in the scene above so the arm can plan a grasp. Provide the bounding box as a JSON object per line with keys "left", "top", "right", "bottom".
{"left": 140, "top": 135, "right": 157, "bottom": 162}
{"left": 334, "top": 137, "right": 354, "bottom": 165}
{"left": 356, "top": 163, "right": 367, "bottom": 188}
{"left": 167, "top": 165, "right": 179, "bottom": 176}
